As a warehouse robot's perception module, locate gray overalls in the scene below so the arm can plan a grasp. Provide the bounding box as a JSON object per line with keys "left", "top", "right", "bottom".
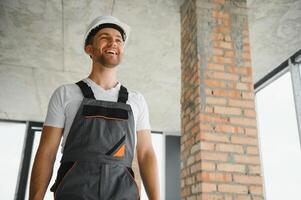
{"left": 50, "top": 81, "right": 139, "bottom": 200}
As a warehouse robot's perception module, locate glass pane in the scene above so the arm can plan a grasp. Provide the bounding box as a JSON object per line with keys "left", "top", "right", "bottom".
{"left": 256, "top": 72, "right": 301, "bottom": 200}
{"left": 25, "top": 131, "right": 62, "bottom": 200}
{"left": 0, "top": 121, "right": 26, "bottom": 199}
{"left": 141, "top": 133, "right": 165, "bottom": 200}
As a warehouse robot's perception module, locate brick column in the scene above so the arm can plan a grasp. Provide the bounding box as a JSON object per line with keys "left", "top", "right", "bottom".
{"left": 180, "top": 0, "right": 264, "bottom": 199}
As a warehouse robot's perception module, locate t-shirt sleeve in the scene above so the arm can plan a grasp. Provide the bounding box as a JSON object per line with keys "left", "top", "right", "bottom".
{"left": 136, "top": 93, "right": 151, "bottom": 131}
{"left": 43, "top": 86, "right": 66, "bottom": 128}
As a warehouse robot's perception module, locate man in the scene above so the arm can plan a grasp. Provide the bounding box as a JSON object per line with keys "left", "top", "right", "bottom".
{"left": 29, "top": 16, "right": 160, "bottom": 200}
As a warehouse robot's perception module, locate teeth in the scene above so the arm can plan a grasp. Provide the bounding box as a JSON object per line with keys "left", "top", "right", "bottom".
{"left": 105, "top": 50, "right": 117, "bottom": 55}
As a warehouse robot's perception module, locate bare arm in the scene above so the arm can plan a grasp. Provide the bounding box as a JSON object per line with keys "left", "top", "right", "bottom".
{"left": 136, "top": 129, "right": 160, "bottom": 200}
{"left": 29, "top": 126, "right": 63, "bottom": 200}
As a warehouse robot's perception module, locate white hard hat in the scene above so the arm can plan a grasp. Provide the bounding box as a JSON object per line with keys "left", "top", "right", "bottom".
{"left": 84, "top": 16, "right": 131, "bottom": 48}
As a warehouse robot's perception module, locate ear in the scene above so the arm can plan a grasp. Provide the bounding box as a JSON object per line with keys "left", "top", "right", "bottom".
{"left": 84, "top": 45, "right": 93, "bottom": 58}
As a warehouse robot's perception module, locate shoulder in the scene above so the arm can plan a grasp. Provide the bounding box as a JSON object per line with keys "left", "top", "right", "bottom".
{"left": 50, "top": 83, "right": 83, "bottom": 104}
{"left": 127, "top": 89, "right": 147, "bottom": 104}
{"left": 126, "top": 88, "right": 149, "bottom": 113}
{"left": 53, "top": 83, "right": 81, "bottom": 95}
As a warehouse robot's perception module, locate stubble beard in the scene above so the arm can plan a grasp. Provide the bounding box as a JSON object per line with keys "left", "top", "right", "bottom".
{"left": 96, "top": 55, "right": 121, "bottom": 69}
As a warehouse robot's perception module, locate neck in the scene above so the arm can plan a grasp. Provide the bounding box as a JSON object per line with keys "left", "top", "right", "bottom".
{"left": 88, "top": 63, "right": 118, "bottom": 90}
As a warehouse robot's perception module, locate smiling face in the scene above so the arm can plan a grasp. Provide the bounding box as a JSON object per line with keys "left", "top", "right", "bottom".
{"left": 85, "top": 27, "right": 124, "bottom": 68}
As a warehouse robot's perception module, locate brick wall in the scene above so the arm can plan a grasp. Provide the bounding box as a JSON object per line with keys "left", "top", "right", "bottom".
{"left": 180, "top": 0, "right": 264, "bottom": 199}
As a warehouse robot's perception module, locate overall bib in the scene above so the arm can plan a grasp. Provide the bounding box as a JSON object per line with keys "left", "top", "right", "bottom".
{"left": 50, "top": 81, "right": 139, "bottom": 200}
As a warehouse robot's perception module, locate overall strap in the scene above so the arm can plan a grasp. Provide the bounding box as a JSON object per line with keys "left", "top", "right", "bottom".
{"left": 118, "top": 85, "right": 129, "bottom": 103}
{"left": 76, "top": 81, "right": 96, "bottom": 99}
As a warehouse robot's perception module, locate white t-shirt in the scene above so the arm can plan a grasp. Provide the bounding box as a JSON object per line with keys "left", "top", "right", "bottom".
{"left": 44, "top": 78, "right": 151, "bottom": 150}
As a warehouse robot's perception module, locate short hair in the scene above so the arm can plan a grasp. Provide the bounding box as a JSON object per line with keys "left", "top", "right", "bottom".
{"left": 84, "top": 23, "right": 126, "bottom": 47}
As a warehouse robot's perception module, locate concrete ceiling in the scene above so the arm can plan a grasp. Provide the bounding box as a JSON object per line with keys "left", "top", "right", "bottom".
{"left": 247, "top": 0, "right": 301, "bottom": 83}
{"left": 0, "top": 0, "right": 300, "bottom": 135}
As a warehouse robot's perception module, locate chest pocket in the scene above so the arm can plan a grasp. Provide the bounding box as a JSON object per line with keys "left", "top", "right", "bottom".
{"left": 81, "top": 104, "right": 129, "bottom": 157}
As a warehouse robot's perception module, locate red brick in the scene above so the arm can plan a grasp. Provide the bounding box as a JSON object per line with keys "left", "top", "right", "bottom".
{"left": 200, "top": 114, "right": 228, "bottom": 123}
{"left": 242, "top": 52, "right": 251, "bottom": 60}
{"left": 205, "top": 71, "right": 239, "bottom": 81}
{"left": 206, "top": 97, "right": 227, "bottom": 105}
{"left": 242, "top": 61, "right": 252, "bottom": 68}
{"left": 190, "top": 162, "right": 201, "bottom": 173}
{"left": 249, "top": 165, "right": 261, "bottom": 175}
{"left": 234, "top": 155, "right": 260, "bottom": 164}
{"left": 204, "top": 79, "right": 227, "bottom": 87}
{"left": 243, "top": 37, "right": 250, "bottom": 45}
{"left": 211, "top": 55, "right": 235, "bottom": 64}
{"left": 199, "top": 172, "right": 232, "bottom": 182}
{"left": 218, "top": 184, "right": 248, "bottom": 194}
{"left": 215, "top": 124, "right": 244, "bottom": 134}
{"left": 200, "top": 141, "right": 215, "bottom": 151}
{"left": 197, "top": 151, "right": 228, "bottom": 162}
{"left": 213, "top": 26, "right": 231, "bottom": 34}
{"left": 249, "top": 186, "right": 263, "bottom": 195}
{"left": 201, "top": 183, "right": 217, "bottom": 192}
{"left": 200, "top": 162, "right": 216, "bottom": 171}
{"left": 217, "top": 163, "right": 246, "bottom": 173}
{"left": 236, "top": 195, "right": 252, "bottom": 200}
{"left": 238, "top": 67, "right": 250, "bottom": 75}
{"left": 200, "top": 124, "right": 215, "bottom": 131}
{"left": 236, "top": 82, "right": 251, "bottom": 91}
{"left": 243, "top": 30, "right": 249, "bottom": 37}
{"left": 225, "top": 66, "right": 238, "bottom": 73}
{"left": 243, "top": 41, "right": 250, "bottom": 50}
{"left": 192, "top": 183, "right": 216, "bottom": 194}
{"left": 187, "top": 155, "right": 195, "bottom": 166}
{"left": 252, "top": 197, "right": 264, "bottom": 200}
{"left": 200, "top": 194, "right": 232, "bottom": 200}
{"left": 231, "top": 136, "right": 258, "bottom": 145}
{"left": 199, "top": 132, "right": 230, "bottom": 143}
{"left": 244, "top": 128, "right": 258, "bottom": 136}
{"left": 181, "top": 168, "right": 190, "bottom": 177}
{"left": 181, "top": 186, "right": 191, "bottom": 197}
{"left": 211, "top": 32, "right": 224, "bottom": 41}
{"left": 228, "top": 99, "right": 255, "bottom": 108}
{"left": 219, "top": 41, "right": 233, "bottom": 49}
{"left": 191, "top": 124, "right": 200, "bottom": 134}
{"left": 214, "top": 0, "right": 226, "bottom": 4}
{"left": 224, "top": 34, "right": 231, "bottom": 41}
{"left": 207, "top": 63, "right": 225, "bottom": 71}
{"left": 203, "top": 106, "right": 213, "bottom": 113}
{"left": 216, "top": 143, "right": 244, "bottom": 153}
{"left": 213, "top": 106, "right": 241, "bottom": 115}
{"left": 212, "top": 11, "right": 229, "bottom": 19}
{"left": 241, "top": 76, "right": 253, "bottom": 83}
{"left": 229, "top": 117, "right": 257, "bottom": 126}
{"left": 185, "top": 176, "right": 196, "bottom": 185}
{"left": 241, "top": 92, "right": 254, "bottom": 100}
{"left": 246, "top": 146, "right": 259, "bottom": 155}
{"left": 225, "top": 50, "right": 235, "bottom": 57}
{"left": 233, "top": 175, "right": 262, "bottom": 185}
{"left": 209, "top": 89, "right": 242, "bottom": 98}
{"left": 244, "top": 109, "right": 256, "bottom": 117}
{"left": 212, "top": 48, "right": 224, "bottom": 56}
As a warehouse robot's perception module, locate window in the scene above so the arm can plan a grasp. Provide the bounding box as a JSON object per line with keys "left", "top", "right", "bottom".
{"left": 0, "top": 121, "right": 26, "bottom": 200}
{"left": 256, "top": 71, "right": 301, "bottom": 200}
